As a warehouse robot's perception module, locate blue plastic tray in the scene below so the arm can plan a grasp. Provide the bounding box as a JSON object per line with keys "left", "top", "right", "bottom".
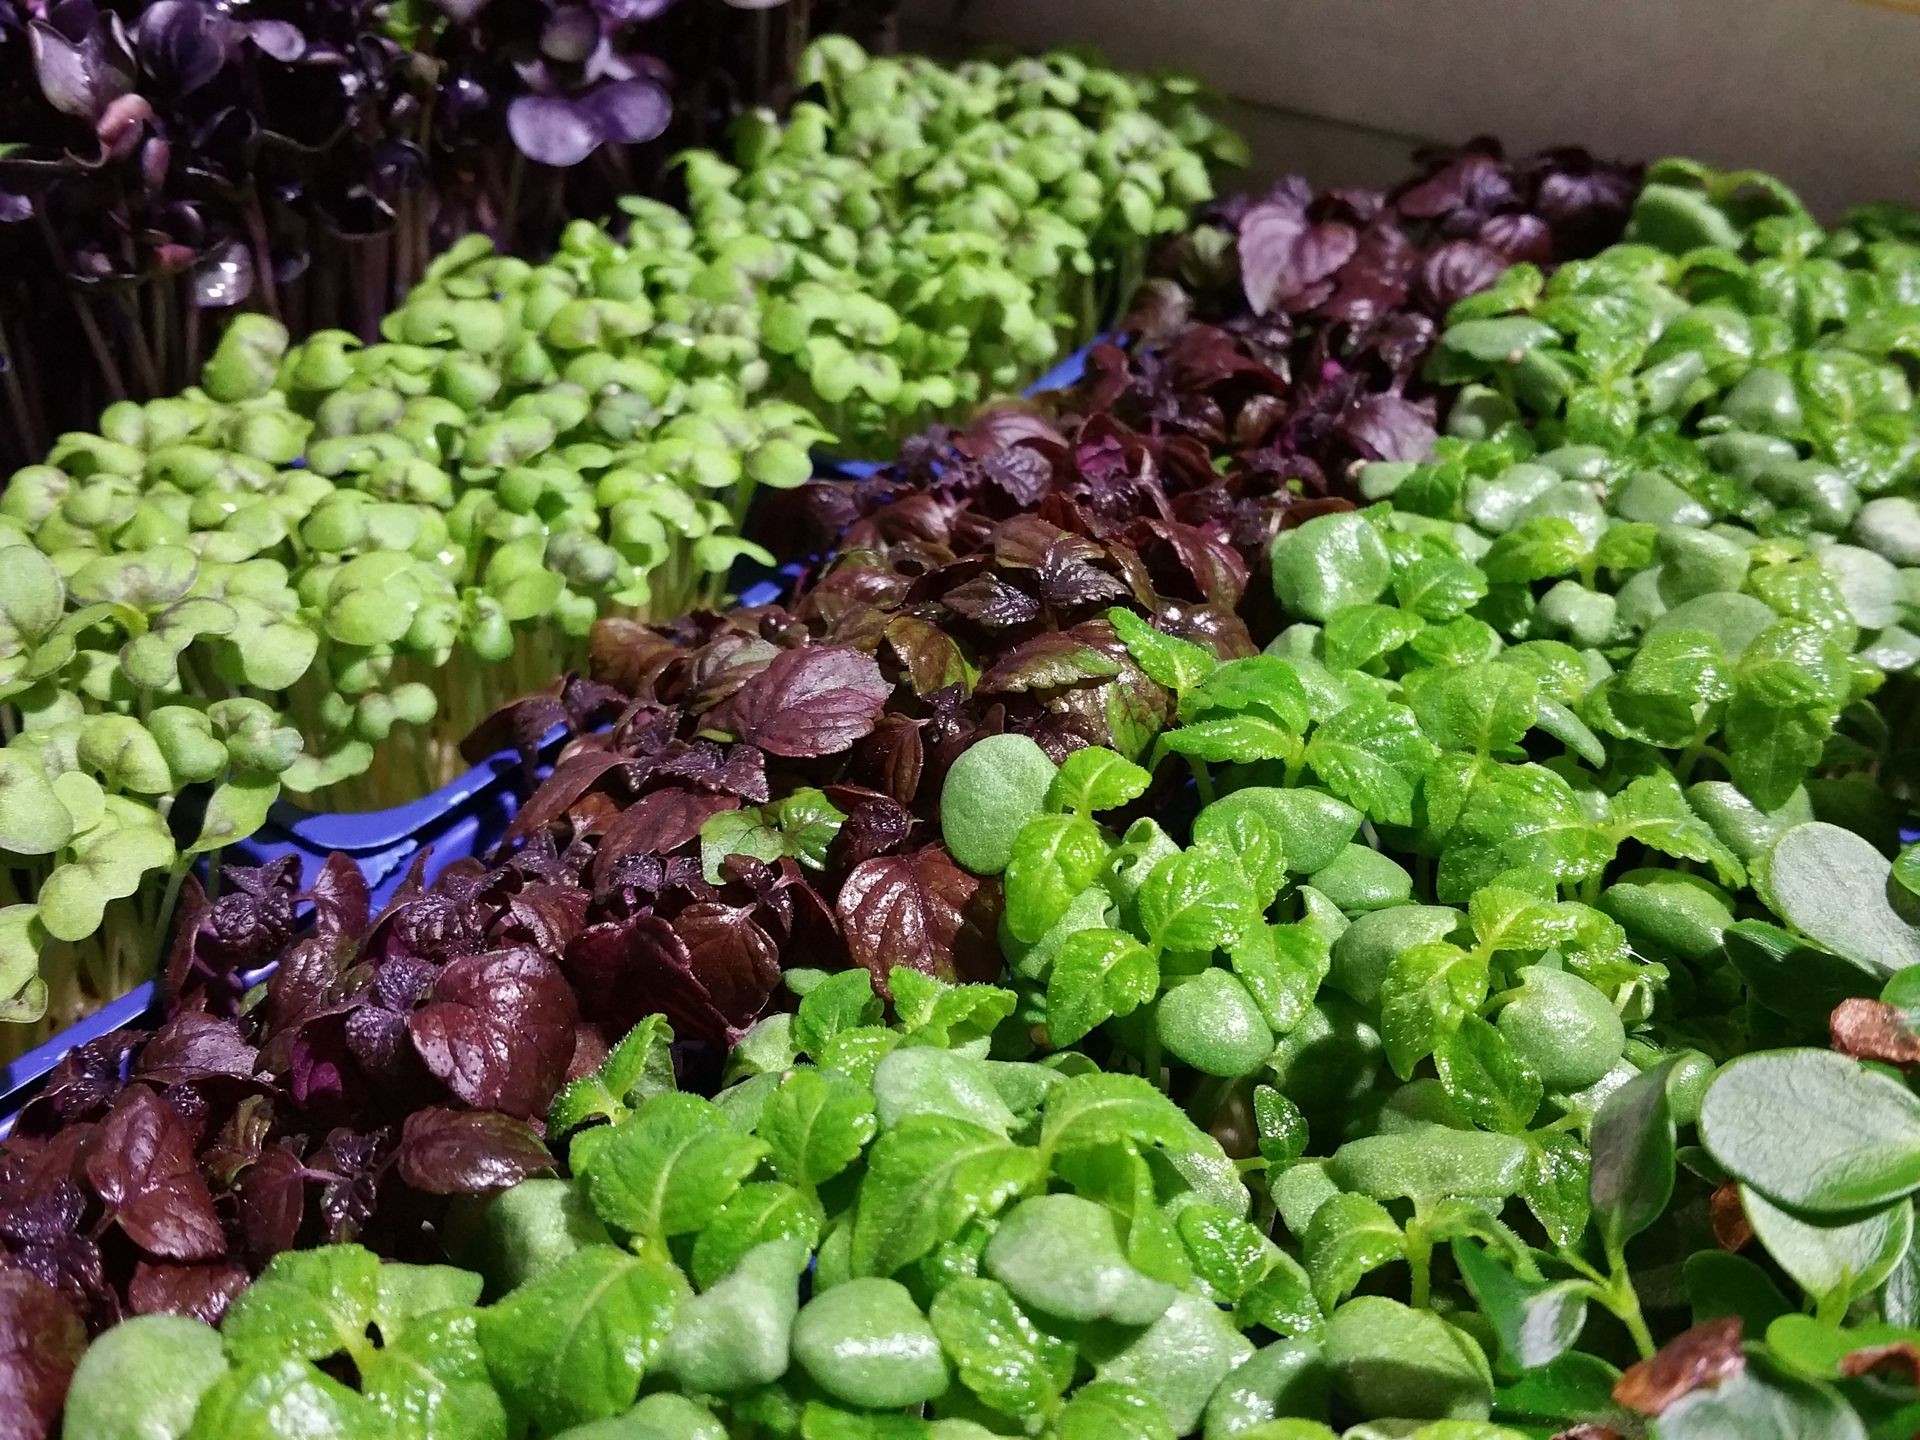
{"left": 0, "top": 344, "right": 1107, "bottom": 1125}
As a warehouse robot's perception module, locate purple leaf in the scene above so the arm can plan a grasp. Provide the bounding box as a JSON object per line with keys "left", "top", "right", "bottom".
{"left": 236, "top": 1144, "right": 305, "bottom": 1265}
{"left": 134, "top": 2, "right": 232, "bottom": 97}
{"left": 244, "top": 19, "right": 305, "bottom": 62}
{"left": 507, "top": 94, "right": 601, "bottom": 168}
{"left": 126, "top": 1260, "right": 248, "bottom": 1326}
{"left": 82, "top": 1087, "right": 226, "bottom": 1262}
{"left": 134, "top": 1013, "right": 258, "bottom": 1087}
{"left": 408, "top": 949, "right": 579, "bottom": 1119}
{"left": 595, "top": 787, "right": 741, "bottom": 873}
{"left": 673, "top": 903, "right": 781, "bottom": 1027}
{"left": 29, "top": 15, "right": 134, "bottom": 121}
{"left": 0, "top": 1272, "right": 84, "bottom": 1439}
{"left": 716, "top": 646, "right": 892, "bottom": 758}
{"left": 1239, "top": 202, "right": 1357, "bottom": 317}
{"left": 1420, "top": 239, "right": 1510, "bottom": 311}
{"left": 396, "top": 1109, "right": 552, "bottom": 1195}
{"left": 837, "top": 847, "right": 999, "bottom": 985}
{"left": 1338, "top": 393, "right": 1438, "bottom": 463}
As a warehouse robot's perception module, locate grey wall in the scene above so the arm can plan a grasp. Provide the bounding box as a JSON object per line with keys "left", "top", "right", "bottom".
{"left": 903, "top": 0, "right": 1920, "bottom": 216}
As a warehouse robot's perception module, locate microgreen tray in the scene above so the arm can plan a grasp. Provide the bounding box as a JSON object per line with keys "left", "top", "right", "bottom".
{"left": 0, "top": 344, "right": 1101, "bottom": 1126}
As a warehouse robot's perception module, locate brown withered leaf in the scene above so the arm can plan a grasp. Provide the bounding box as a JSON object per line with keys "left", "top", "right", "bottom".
{"left": 1830, "top": 997, "right": 1920, "bottom": 1065}
{"left": 1838, "top": 1340, "right": 1920, "bottom": 1386}
{"left": 1709, "top": 1182, "right": 1753, "bottom": 1252}
{"left": 1613, "top": 1316, "right": 1745, "bottom": 1417}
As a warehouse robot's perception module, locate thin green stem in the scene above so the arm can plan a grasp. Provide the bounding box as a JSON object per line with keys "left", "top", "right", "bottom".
{"left": 1187, "top": 758, "right": 1216, "bottom": 807}
{"left": 1405, "top": 1216, "right": 1434, "bottom": 1311}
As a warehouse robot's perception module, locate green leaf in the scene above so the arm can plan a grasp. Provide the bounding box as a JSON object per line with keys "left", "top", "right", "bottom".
{"left": 1404, "top": 662, "right": 1537, "bottom": 755}
{"left": 1138, "top": 843, "right": 1256, "bottom": 952}
{"left": 1435, "top": 1016, "right": 1543, "bottom": 1134}
{"left": 220, "top": 1245, "right": 381, "bottom": 1368}
{"left": 0, "top": 750, "right": 74, "bottom": 855}
{"left": 1435, "top": 763, "right": 1613, "bottom": 903}
{"left": 1482, "top": 516, "right": 1590, "bottom": 585}
{"left": 1452, "top": 1238, "right": 1587, "bottom": 1370}
{"left": 849, "top": 1116, "right": 1038, "bottom": 1278}
{"left": 360, "top": 1311, "right": 508, "bottom": 1440}
{"left": 549, "top": 1016, "right": 677, "bottom": 1138}
{"left": 186, "top": 777, "right": 279, "bottom": 857}
{"left": 688, "top": 1181, "right": 822, "bottom": 1291}
{"left": 661, "top": 1238, "right": 806, "bottom": 1400}
{"left": 186, "top": 1359, "right": 377, "bottom": 1440}
{"left": 983, "top": 1193, "right": 1176, "bottom": 1326}
{"left": 1003, "top": 813, "right": 1110, "bottom": 943}
{"left": 1192, "top": 799, "right": 1288, "bottom": 902}
{"left": 1323, "top": 603, "right": 1427, "bottom": 673}
{"left": 1607, "top": 771, "right": 1746, "bottom": 887}
{"left": 1106, "top": 607, "right": 1215, "bottom": 692}
{"left": 1327, "top": 1129, "right": 1531, "bottom": 1203}
{"left": 698, "top": 808, "right": 784, "bottom": 884}
{"left": 1230, "top": 922, "right": 1330, "bottom": 1035}
{"left": 1701, "top": 1048, "right": 1920, "bottom": 1213}
{"left": 1270, "top": 512, "right": 1393, "bottom": 623}
{"left": 871, "top": 1047, "right": 1017, "bottom": 1136}
{"left": 1395, "top": 552, "right": 1490, "bottom": 622}
{"left": 586, "top": 1092, "right": 768, "bottom": 1239}
{"left": 890, "top": 972, "right": 1016, "bottom": 1050}
{"left": 774, "top": 788, "right": 847, "bottom": 870}
{"left": 1760, "top": 821, "right": 1920, "bottom": 976}
{"left": 794, "top": 969, "right": 884, "bottom": 1057}
{"left": 1046, "top": 747, "right": 1150, "bottom": 814}
{"left": 1254, "top": 1085, "right": 1310, "bottom": 1171}
{"left": 1086, "top": 1291, "right": 1253, "bottom": 1435}
{"left": 1039, "top": 1071, "right": 1209, "bottom": 1159}
{"left": 1054, "top": 1381, "right": 1175, "bottom": 1440}
{"left": 1236, "top": 1254, "right": 1323, "bottom": 1340}
{"left": 1589, "top": 1059, "right": 1677, "bottom": 1254}
{"left": 1379, "top": 942, "right": 1490, "bottom": 1080}
{"left": 1323, "top": 1295, "right": 1494, "bottom": 1427}
{"left": 64, "top": 1315, "right": 229, "bottom": 1440}
{"left": 758, "top": 1069, "right": 877, "bottom": 1189}
{"left": 928, "top": 1277, "right": 1074, "bottom": 1419}
{"left": 1180, "top": 656, "right": 1312, "bottom": 734}
{"left": 473, "top": 1246, "right": 686, "bottom": 1434}
{"left": 1304, "top": 1195, "right": 1406, "bottom": 1312}
{"left": 1046, "top": 928, "right": 1159, "bottom": 1047}
{"left": 1522, "top": 1133, "right": 1592, "bottom": 1248}
{"left": 1159, "top": 711, "right": 1301, "bottom": 765}
{"left": 1303, "top": 698, "right": 1436, "bottom": 827}
{"left": 940, "top": 733, "right": 1059, "bottom": 875}
{"left": 1649, "top": 1354, "right": 1866, "bottom": 1440}
{"left": 1741, "top": 1187, "right": 1913, "bottom": 1310}
{"left": 1176, "top": 1204, "right": 1277, "bottom": 1303}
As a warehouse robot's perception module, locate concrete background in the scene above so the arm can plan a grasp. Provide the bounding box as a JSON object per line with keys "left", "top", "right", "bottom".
{"left": 901, "top": 0, "right": 1920, "bottom": 217}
